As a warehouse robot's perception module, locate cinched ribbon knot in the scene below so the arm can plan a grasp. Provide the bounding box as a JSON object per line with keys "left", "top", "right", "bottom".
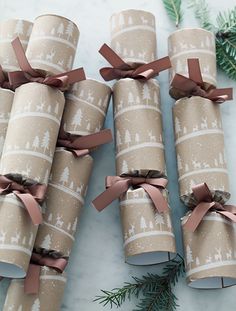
{"left": 171, "top": 59, "right": 233, "bottom": 103}
{"left": 99, "top": 44, "right": 171, "bottom": 81}
{"left": 184, "top": 183, "right": 236, "bottom": 232}
{"left": 24, "top": 253, "right": 67, "bottom": 294}
{"left": 57, "top": 129, "right": 113, "bottom": 157}
{"left": 8, "top": 38, "right": 86, "bottom": 90}
{"left": 0, "top": 175, "right": 46, "bottom": 225}
{"left": 92, "top": 175, "right": 168, "bottom": 213}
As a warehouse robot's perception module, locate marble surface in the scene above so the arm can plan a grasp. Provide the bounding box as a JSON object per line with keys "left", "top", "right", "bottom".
{"left": 0, "top": 0, "right": 236, "bottom": 310}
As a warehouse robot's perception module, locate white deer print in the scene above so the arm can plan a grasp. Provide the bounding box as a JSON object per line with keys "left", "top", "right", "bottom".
{"left": 180, "top": 42, "right": 188, "bottom": 49}
{"left": 205, "top": 255, "right": 212, "bottom": 263}
{"left": 141, "top": 16, "right": 148, "bottom": 24}
{"left": 11, "top": 231, "right": 21, "bottom": 244}
{"left": 22, "top": 165, "right": 31, "bottom": 176}
{"left": 201, "top": 117, "right": 208, "bottom": 129}
{"left": 192, "top": 160, "right": 201, "bottom": 169}
{"left": 148, "top": 130, "right": 156, "bottom": 142}
{"left": 128, "top": 224, "right": 135, "bottom": 236}
{"left": 214, "top": 248, "right": 222, "bottom": 261}
{"left": 77, "top": 184, "right": 84, "bottom": 194}
{"left": 211, "top": 120, "right": 217, "bottom": 128}
{"left": 87, "top": 91, "right": 94, "bottom": 103}
{"left": 193, "top": 125, "right": 198, "bottom": 131}
{"left": 55, "top": 215, "right": 64, "bottom": 228}
{"left": 226, "top": 249, "right": 232, "bottom": 260}
{"left": 28, "top": 232, "right": 34, "bottom": 246}
{"left": 36, "top": 102, "right": 45, "bottom": 112}
{"left": 0, "top": 230, "right": 6, "bottom": 243}
{"left": 57, "top": 60, "right": 64, "bottom": 67}
{"left": 138, "top": 51, "right": 146, "bottom": 60}
{"left": 117, "top": 100, "right": 123, "bottom": 111}
{"left": 46, "top": 49, "right": 56, "bottom": 62}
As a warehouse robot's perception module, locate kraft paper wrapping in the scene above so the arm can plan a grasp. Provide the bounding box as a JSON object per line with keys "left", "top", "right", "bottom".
{"left": 62, "top": 79, "right": 112, "bottom": 136}
{"left": 173, "top": 96, "right": 230, "bottom": 206}
{"left": 0, "top": 83, "right": 65, "bottom": 185}
{"left": 0, "top": 88, "right": 14, "bottom": 155}
{"left": 26, "top": 14, "right": 79, "bottom": 75}
{"left": 0, "top": 19, "right": 33, "bottom": 72}
{"left": 113, "top": 78, "right": 165, "bottom": 176}
{"left": 168, "top": 28, "right": 217, "bottom": 99}
{"left": 0, "top": 194, "right": 38, "bottom": 278}
{"left": 182, "top": 212, "right": 236, "bottom": 288}
{"left": 3, "top": 267, "right": 66, "bottom": 311}
{"left": 110, "top": 9, "right": 157, "bottom": 67}
{"left": 120, "top": 188, "right": 176, "bottom": 265}
{"left": 34, "top": 148, "right": 93, "bottom": 257}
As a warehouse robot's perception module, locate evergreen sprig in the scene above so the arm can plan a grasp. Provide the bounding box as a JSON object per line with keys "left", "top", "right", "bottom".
{"left": 188, "top": 0, "right": 213, "bottom": 31}
{"left": 94, "top": 255, "right": 185, "bottom": 310}
{"left": 162, "top": 0, "right": 183, "bottom": 27}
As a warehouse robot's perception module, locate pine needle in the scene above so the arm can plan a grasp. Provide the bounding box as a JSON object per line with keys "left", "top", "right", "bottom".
{"left": 162, "top": 0, "right": 183, "bottom": 27}
{"left": 94, "top": 255, "right": 185, "bottom": 310}
{"left": 188, "top": 0, "right": 213, "bottom": 31}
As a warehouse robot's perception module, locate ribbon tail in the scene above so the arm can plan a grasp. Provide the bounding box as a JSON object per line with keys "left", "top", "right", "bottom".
{"left": 44, "top": 257, "right": 68, "bottom": 272}
{"left": 53, "top": 68, "right": 86, "bottom": 85}
{"left": 14, "top": 192, "right": 42, "bottom": 225}
{"left": 99, "top": 67, "right": 117, "bottom": 81}
{"left": 24, "top": 264, "right": 41, "bottom": 294}
{"left": 99, "top": 44, "right": 127, "bottom": 68}
{"left": 208, "top": 88, "right": 233, "bottom": 103}
{"left": 218, "top": 211, "right": 236, "bottom": 223}
{"left": 187, "top": 59, "right": 204, "bottom": 85}
{"left": 72, "top": 149, "right": 90, "bottom": 157}
{"left": 73, "top": 129, "right": 113, "bottom": 150}
{"left": 140, "top": 183, "right": 168, "bottom": 213}
{"left": 92, "top": 180, "right": 129, "bottom": 211}
{"left": 183, "top": 202, "right": 215, "bottom": 232}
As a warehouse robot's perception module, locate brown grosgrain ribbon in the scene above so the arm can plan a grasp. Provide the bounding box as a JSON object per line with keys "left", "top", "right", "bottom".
{"left": 92, "top": 176, "right": 168, "bottom": 213}
{"left": 99, "top": 43, "right": 171, "bottom": 81}
{"left": 8, "top": 37, "right": 86, "bottom": 90}
{"left": 24, "top": 253, "right": 67, "bottom": 294}
{"left": 184, "top": 183, "right": 236, "bottom": 232}
{"left": 57, "top": 129, "right": 113, "bottom": 157}
{"left": 171, "top": 59, "right": 233, "bottom": 103}
{"left": 0, "top": 176, "right": 46, "bottom": 225}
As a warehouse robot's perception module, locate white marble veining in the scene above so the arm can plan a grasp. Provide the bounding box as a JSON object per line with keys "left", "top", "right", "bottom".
{"left": 0, "top": 0, "right": 236, "bottom": 310}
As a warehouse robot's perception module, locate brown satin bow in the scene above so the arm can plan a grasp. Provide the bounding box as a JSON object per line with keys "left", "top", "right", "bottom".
{"left": 171, "top": 59, "right": 233, "bottom": 103}
{"left": 57, "top": 129, "right": 113, "bottom": 157}
{"left": 8, "top": 37, "right": 86, "bottom": 90}
{"left": 184, "top": 183, "right": 236, "bottom": 232}
{"left": 92, "top": 175, "right": 168, "bottom": 213}
{"left": 0, "top": 175, "right": 46, "bottom": 225}
{"left": 0, "top": 66, "right": 11, "bottom": 89}
{"left": 99, "top": 43, "right": 171, "bottom": 81}
{"left": 24, "top": 253, "right": 67, "bottom": 294}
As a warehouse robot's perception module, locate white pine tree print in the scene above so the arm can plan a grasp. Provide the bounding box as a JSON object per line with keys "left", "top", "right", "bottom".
{"left": 65, "top": 21, "right": 74, "bottom": 40}
{"left": 177, "top": 154, "right": 183, "bottom": 170}
{"left": 175, "top": 117, "right": 181, "bottom": 137}
{"left": 135, "top": 133, "right": 140, "bottom": 143}
{"left": 196, "top": 257, "right": 200, "bottom": 266}
{"left": 166, "top": 214, "right": 172, "bottom": 229}
{"left": 128, "top": 92, "right": 134, "bottom": 105}
{"left": 72, "top": 218, "right": 77, "bottom": 232}
{"left": 54, "top": 102, "right": 59, "bottom": 115}
{"left": 72, "top": 109, "right": 82, "bottom": 129}
{"left": 142, "top": 84, "right": 151, "bottom": 104}
{"left": 31, "top": 298, "right": 40, "bottom": 311}
{"left": 67, "top": 55, "right": 73, "bottom": 69}
{"left": 116, "top": 42, "right": 121, "bottom": 54}
{"left": 128, "top": 16, "right": 133, "bottom": 25}
{"left": 15, "top": 20, "right": 24, "bottom": 35}
{"left": 140, "top": 216, "right": 147, "bottom": 231}
{"left": 154, "top": 91, "right": 159, "bottom": 105}
{"left": 116, "top": 130, "right": 122, "bottom": 146}
{"left": 41, "top": 234, "right": 51, "bottom": 249}
{"left": 41, "top": 131, "right": 50, "bottom": 153}
{"left": 125, "top": 130, "right": 131, "bottom": 147}
{"left": 186, "top": 245, "right": 194, "bottom": 268}
{"left": 60, "top": 167, "right": 70, "bottom": 185}
{"left": 119, "top": 13, "right": 125, "bottom": 26}
{"left": 122, "top": 160, "right": 128, "bottom": 173}
{"left": 155, "top": 212, "right": 165, "bottom": 229}
{"left": 57, "top": 23, "right": 64, "bottom": 36}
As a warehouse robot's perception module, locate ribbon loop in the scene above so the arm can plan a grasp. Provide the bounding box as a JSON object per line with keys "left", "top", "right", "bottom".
{"left": 171, "top": 58, "right": 233, "bottom": 102}
{"left": 184, "top": 183, "right": 236, "bottom": 232}
{"left": 0, "top": 175, "right": 46, "bottom": 225}
{"left": 57, "top": 129, "right": 113, "bottom": 157}
{"left": 99, "top": 43, "right": 171, "bottom": 81}
{"left": 92, "top": 175, "right": 168, "bottom": 213}
{"left": 8, "top": 37, "right": 86, "bottom": 90}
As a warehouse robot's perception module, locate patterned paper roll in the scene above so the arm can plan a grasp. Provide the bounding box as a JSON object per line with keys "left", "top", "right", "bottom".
{"left": 0, "top": 19, "right": 33, "bottom": 72}
{"left": 0, "top": 194, "right": 38, "bottom": 278}
{"left": 26, "top": 14, "right": 79, "bottom": 75}
{"left": 0, "top": 88, "right": 14, "bottom": 155}
{"left": 110, "top": 9, "right": 157, "bottom": 67}
{"left": 168, "top": 28, "right": 217, "bottom": 98}
{"left": 113, "top": 78, "right": 165, "bottom": 175}
{"left": 3, "top": 267, "right": 66, "bottom": 311}
{"left": 0, "top": 83, "right": 65, "bottom": 184}
{"left": 62, "top": 79, "right": 112, "bottom": 136}
{"left": 34, "top": 148, "right": 93, "bottom": 257}
{"left": 182, "top": 212, "right": 236, "bottom": 288}
{"left": 120, "top": 188, "right": 176, "bottom": 265}
{"left": 173, "top": 96, "right": 230, "bottom": 206}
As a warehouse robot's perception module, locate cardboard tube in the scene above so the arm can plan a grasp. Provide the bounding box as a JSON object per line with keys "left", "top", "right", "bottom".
{"left": 26, "top": 14, "right": 79, "bottom": 75}
{"left": 62, "top": 79, "right": 111, "bottom": 135}
{"left": 0, "top": 88, "right": 14, "bottom": 155}
{"left": 0, "top": 19, "right": 33, "bottom": 72}
{"left": 34, "top": 149, "right": 93, "bottom": 257}
{"left": 0, "top": 194, "right": 38, "bottom": 278}
{"left": 182, "top": 212, "right": 236, "bottom": 288}
{"left": 120, "top": 188, "right": 176, "bottom": 265}
{"left": 3, "top": 267, "right": 66, "bottom": 311}
{"left": 113, "top": 78, "right": 165, "bottom": 175}
{"left": 110, "top": 9, "right": 157, "bottom": 67}
{"left": 168, "top": 28, "right": 217, "bottom": 98}
{"left": 0, "top": 82, "right": 65, "bottom": 185}
{"left": 173, "top": 96, "right": 230, "bottom": 206}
